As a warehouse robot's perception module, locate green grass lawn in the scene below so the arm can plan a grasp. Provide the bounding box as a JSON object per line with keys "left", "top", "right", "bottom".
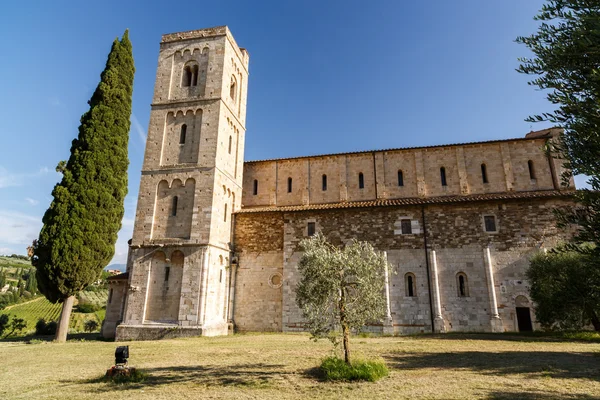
{"left": 0, "top": 332, "right": 599, "bottom": 399}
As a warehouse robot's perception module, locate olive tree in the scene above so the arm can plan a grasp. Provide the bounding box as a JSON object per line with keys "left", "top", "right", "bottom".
{"left": 295, "top": 233, "right": 388, "bottom": 364}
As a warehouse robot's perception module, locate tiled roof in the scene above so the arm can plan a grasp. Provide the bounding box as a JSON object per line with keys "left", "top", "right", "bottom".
{"left": 235, "top": 190, "right": 573, "bottom": 214}
{"left": 107, "top": 272, "right": 129, "bottom": 281}
{"left": 244, "top": 132, "right": 554, "bottom": 164}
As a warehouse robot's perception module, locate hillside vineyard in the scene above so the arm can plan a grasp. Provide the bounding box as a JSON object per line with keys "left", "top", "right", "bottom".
{"left": 102, "top": 27, "right": 576, "bottom": 340}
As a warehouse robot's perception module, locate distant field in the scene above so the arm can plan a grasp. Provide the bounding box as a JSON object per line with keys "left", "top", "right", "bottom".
{"left": 0, "top": 256, "right": 31, "bottom": 267}
{"left": 0, "top": 333, "right": 599, "bottom": 400}
{"left": 1, "top": 292, "right": 107, "bottom": 334}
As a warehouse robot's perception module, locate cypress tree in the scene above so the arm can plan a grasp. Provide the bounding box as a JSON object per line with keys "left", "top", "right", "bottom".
{"left": 33, "top": 31, "right": 134, "bottom": 342}
{"left": 25, "top": 268, "right": 37, "bottom": 295}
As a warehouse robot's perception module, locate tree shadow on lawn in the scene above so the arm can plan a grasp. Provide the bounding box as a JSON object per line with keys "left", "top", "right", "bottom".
{"left": 0, "top": 332, "right": 104, "bottom": 343}
{"left": 485, "top": 389, "right": 600, "bottom": 400}
{"left": 424, "top": 332, "right": 600, "bottom": 344}
{"left": 385, "top": 350, "right": 600, "bottom": 382}
{"left": 70, "top": 363, "right": 289, "bottom": 392}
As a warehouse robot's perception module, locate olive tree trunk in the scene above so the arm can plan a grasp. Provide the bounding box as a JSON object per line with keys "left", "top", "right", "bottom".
{"left": 339, "top": 287, "right": 351, "bottom": 364}
{"left": 55, "top": 295, "right": 75, "bottom": 342}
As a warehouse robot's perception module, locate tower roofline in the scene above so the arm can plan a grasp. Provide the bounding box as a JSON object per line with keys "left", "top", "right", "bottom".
{"left": 161, "top": 26, "right": 249, "bottom": 68}
{"left": 161, "top": 26, "right": 229, "bottom": 43}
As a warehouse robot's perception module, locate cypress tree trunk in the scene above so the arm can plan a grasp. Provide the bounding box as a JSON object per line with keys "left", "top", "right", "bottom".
{"left": 55, "top": 296, "right": 75, "bottom": 342}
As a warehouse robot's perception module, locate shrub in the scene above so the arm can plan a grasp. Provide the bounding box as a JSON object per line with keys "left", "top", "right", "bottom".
{"left": 319, "top": 356, "right": 389, "bottom": 382}
{"left": 103, "top": 368, "right": 148, "bottom": 384}
{"left": 84, "top": 319, "right": 99, "bottom": 332}
{"left": 35, "top": 319, "right": 57, "bottom": 335}
{"left": 78, "top": 303, "right": 101, "bottom": 313}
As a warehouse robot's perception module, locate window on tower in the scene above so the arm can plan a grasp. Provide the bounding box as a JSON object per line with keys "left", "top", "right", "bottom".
{"left": 180, "top": 124, "right": 187, "bottom": 144}
{"left": 230, "top": 75, "right": 237, "bottom": 102}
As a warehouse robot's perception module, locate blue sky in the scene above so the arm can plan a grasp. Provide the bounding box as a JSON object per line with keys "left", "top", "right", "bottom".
{"left": 0, "top": 0, "right": 585, "bottom": 264}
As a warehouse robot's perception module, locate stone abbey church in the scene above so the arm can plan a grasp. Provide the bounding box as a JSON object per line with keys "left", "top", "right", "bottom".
{"left": 102, "top": 26, "right": 575, "bottom": 340}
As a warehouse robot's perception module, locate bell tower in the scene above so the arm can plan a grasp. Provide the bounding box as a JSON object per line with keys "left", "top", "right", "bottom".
{"left": 115, "top": 27, "right": 249, "bottom": 340}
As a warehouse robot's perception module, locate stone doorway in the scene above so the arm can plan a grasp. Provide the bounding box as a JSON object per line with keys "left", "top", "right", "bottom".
{"left": 516, "top": 307, "right": 533, "bottom": 331}
{"left": 515, "top": 295, "right": 533, "bottom": 332}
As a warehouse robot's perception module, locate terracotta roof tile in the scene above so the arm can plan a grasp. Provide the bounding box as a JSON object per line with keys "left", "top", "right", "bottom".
{"left": 235, "top": 190, "right": 573, "bottom": 214}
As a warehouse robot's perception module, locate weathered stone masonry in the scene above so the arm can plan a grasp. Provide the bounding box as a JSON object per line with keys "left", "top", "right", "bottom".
{"left": 232, "top": 194, "right": 574, "bottom": 334}
{"left": 102, "top": 26, "right": 577, "bottom": 340}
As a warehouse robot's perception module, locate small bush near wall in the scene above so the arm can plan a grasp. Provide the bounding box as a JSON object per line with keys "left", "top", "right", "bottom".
{"left": 319, "top": 356, "right": 388, "bottom": 382}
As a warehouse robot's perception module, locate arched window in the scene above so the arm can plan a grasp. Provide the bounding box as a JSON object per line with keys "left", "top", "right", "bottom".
{"left": 456, "top": 272, "right": 469, "bottom": 297}
{"left": 481, "top": 163, "right": 488, "bottom": 184}
{"left": 224, "top": 203, "right": 228, "bottom": 222}
{"left": 528, "top": 160, "right": 536, "bottom": 180}
{"left": 191, "top": 65, "right": 198, "bottom": 86}
{"left": 179, "top": 124, "right": 187, "bottom": 144}
{"left": 322, "top": 174, "right": 327, "bottom": 191}
{"left": 230, "top": 75, "right": 237, "bottom": 102}
{"left": 253, "top": 179, "right": 258, "bottom": 195}
{"left": 405, "top": 273, "right": 416, "bottom": 297}
{"left": 398, "top": 170, "right": 404, "bottom": 187}
{"left": 288, "top": 177, "right": 293, "bottom": 193}
{"left": 358, "top": 172, "right": 364, "bottom": 189}
{"left": 183, "top": 66, "right": 192, "bottom": 87}
{"left": 228, "top": 136, "right": 232, "bottom": 154}
{"left": 440, "top": 167, "right": 447, "bottom": 186}
{"left": 171, "top": 196, "right": 178, "bottom": 217}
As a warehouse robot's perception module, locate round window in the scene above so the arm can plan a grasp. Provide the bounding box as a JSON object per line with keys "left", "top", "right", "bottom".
{"left": 268, "top": 273, "right": 283, "bottom": 288}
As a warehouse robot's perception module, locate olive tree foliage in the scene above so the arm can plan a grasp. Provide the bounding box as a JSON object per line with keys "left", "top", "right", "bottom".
{"left": 517, "top": 1, "right": 600, "bottom": 253}
{"left": 295, "top": 234, "right": 389, "bottom": 364}
{"left": 527, "top": 248, "right": 600, "bottom": 331}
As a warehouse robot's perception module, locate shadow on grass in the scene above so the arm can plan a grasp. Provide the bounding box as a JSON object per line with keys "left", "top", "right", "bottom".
{"left": 0, "top": 332, "right": 106, "bottom": 343}
{"left": 423, "top": 332, "right": 600, "bottom": 344}
{"left": 485, "top": 390, "right": 600, "bottom": 399}
{"left": 70, "top": 363, "right": 288, "bottom": 392}
{"left": 385, "top": 350, "right": 600, "bottom": 382}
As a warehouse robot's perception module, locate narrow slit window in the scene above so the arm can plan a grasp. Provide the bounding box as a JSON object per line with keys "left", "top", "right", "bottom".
{"left": 172, "top": 196, "right": 178, "bottom": 217}
{"left": 288, "top": 177, "right": 293, "bottom": 193}
{"left": 322, "top": 174, "right": 327, "bottom": 191}
{"left": 440, "top": 167, "right": 447, "bottom": 186}
{"left": 183, "top": 66, "right": 192, "bottom": 87}
{"left": 230, "top": 76, "right": 237, "bottom": 102}
{"left": 165, "top": 266, "right": 170, "bottom": 282}
{"left": 253, "top": 179, "right": 258, "bottom": 195}
{"left": 191, "top": 65, "right": 198, "bottom": 86}
{"left": 481, "top": 163, "right": 488, "bottom": 184}
{"left": 405, "top": 273, "right": 416, "bottom": 297}
{"left": 457, "top": 273, "right": 469, "bottom": 297}
{"left": 228, "top": 135, "right": 232, "bottom": 154}
{"left": 398, "top": 170, "right": 404, "bottom": 187}
{"left": 108, "top": 288, "right": 113, "bottom": 304}
{"left": 219, "top": 269, "right": 223, "bottom": 283}
{"left": 224, "top": 203, "right": 228, "bottom": 222}
{"left": 528, "top": 160, "right": 536, "bottom": 180}
{"left": 307, "top": 222, "right": 316, "bottom": 236}
{"left": 358, "top": 172, "right": 364, "bottom": 189}
{"left": 484, "top": 215, "right": 497, "bottom": 232}
{"left": 180, "top": 124, "right": 187, "bottom": 144}
{"left": 401, "top": 219, "right": 412, "bottom": 234}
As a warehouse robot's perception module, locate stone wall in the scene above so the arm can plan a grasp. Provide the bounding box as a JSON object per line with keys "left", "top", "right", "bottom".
{"left": 231, "top": 195, "right": 574, "bottom": 334}
{"left": 241, "top": 131, "right": 568, "bottom": 209}
{"left": 232, "top": 213, "right": 284, "bottom": 331}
